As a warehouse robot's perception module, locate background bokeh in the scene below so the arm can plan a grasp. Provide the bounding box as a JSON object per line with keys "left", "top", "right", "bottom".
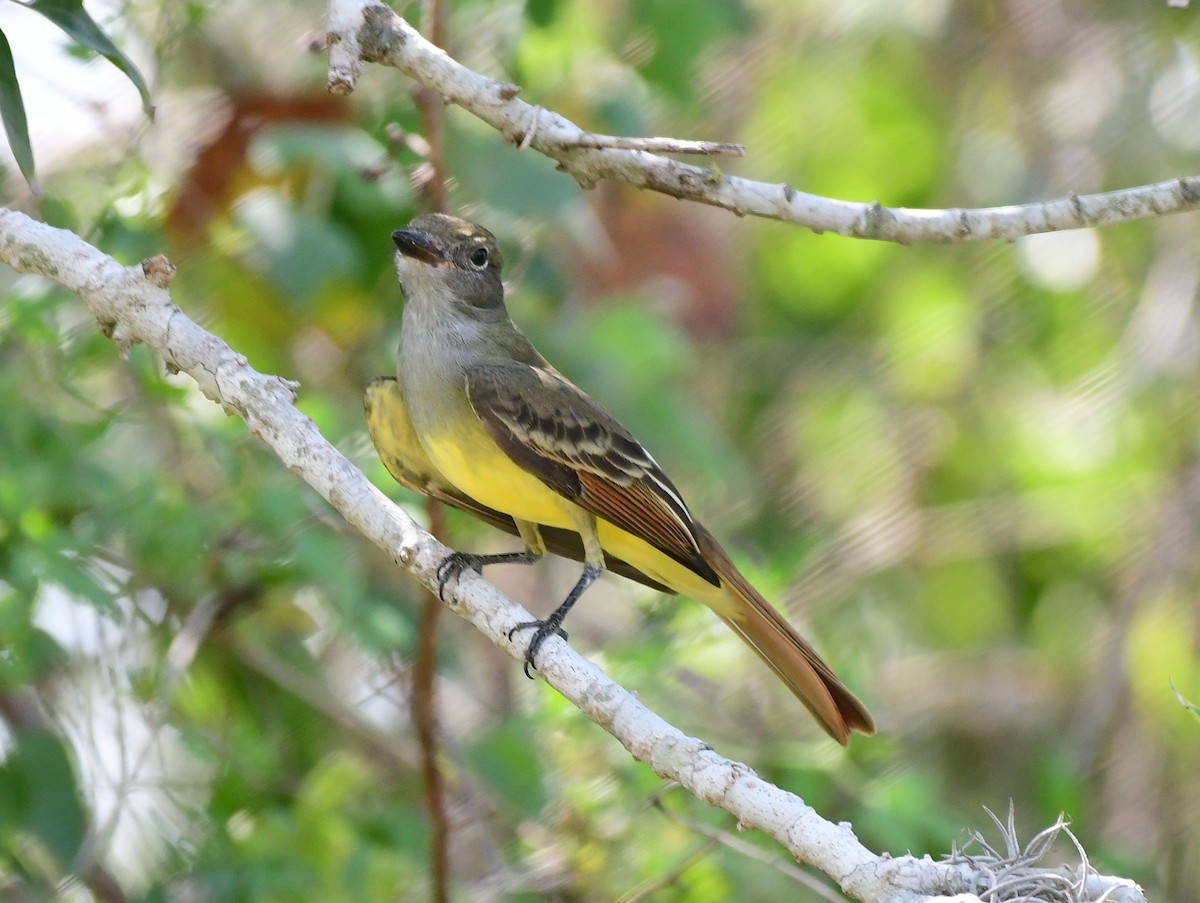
{"left": 1, "top": 0, "right": 1198, "bottom": 900}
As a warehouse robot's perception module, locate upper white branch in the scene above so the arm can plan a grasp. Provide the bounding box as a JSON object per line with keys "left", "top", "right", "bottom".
{"left": 323, "top": 1, "right": 1200, "bottom": 244}
{"left": 0, "top": 204, "right": 1148, "bottom": 903}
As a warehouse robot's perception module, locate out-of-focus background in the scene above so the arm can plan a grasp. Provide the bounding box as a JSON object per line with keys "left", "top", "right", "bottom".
{"left": 1, "top": 1, "right": 1198, "bottom": 900}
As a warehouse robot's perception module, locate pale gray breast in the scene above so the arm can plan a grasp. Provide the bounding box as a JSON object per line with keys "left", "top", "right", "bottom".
{"left": 398, "top": 295, "right": 491, "bottom": 440}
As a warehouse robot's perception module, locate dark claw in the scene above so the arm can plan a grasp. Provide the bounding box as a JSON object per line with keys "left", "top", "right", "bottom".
{"left": 507, "top": 620, "right": 569, "bottom": 678}
{"left": 436, "top": 551, "right": 483, "bottom": 601}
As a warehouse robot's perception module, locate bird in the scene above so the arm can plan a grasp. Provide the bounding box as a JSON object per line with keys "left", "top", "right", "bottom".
{"left": 369, "top": 212, "right": 874, "bottom": 744}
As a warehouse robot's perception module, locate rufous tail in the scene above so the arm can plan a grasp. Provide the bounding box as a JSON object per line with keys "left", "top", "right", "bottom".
{"left": 696, "top": 527, "right": 875, "bottom": 745}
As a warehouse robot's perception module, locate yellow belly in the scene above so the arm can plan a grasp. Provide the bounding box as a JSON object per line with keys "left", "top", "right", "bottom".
{"left": 421, "top": 428, "right": 575, "bottom": 528}
{"left": 421, "top": 427, "right": 726, "bottom": 607}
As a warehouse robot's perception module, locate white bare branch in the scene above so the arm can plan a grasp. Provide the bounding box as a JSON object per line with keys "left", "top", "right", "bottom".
{"left": 323, "top": 0, "right": 1200, "bottom": 244}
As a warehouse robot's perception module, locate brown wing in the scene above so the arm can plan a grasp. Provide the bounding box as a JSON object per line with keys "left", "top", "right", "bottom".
{"left": 465, "top": 364, "right": 719, "bottom": 586}
{"left": 364, "top": 377, "right": 672, "bottom": 593}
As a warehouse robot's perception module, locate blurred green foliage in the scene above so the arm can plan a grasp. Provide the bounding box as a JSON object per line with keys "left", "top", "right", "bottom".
{"left": 1, "top": 0, "right": 1199, "bottom": 901}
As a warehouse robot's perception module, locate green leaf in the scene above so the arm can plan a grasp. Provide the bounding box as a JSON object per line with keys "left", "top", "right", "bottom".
{"left": 0, "top": 27, "right": 38, "bottom": 191}
{"left": 0, "top": 730, "right": 87, "bottom": 868}
{"left": 24, "top": 0, "right": 155, "bottom": 119}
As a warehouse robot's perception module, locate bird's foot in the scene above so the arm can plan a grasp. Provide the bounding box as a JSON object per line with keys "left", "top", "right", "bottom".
{"left": 436, "top": 551, "right": 486, "bottom": 600}
{"left": 505, "top": 563, "right": 600, "bottom": 678}
{"left": 436, "top": 548, "right": 541, "bottom": 601}
{"left": 508, "top": 619, "right": 569, "bottom": 678}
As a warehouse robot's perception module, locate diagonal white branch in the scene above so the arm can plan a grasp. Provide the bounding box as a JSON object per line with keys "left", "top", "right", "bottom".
{"left": 323, "top": 0, "right": 1200, "bottom": 244}
{"left": 0, "top": 208, "right": 1148, "bottom": 903}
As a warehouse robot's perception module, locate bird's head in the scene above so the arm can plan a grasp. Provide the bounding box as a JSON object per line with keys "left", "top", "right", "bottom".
{"left": 392, "top": 214, "right": 505, "bottom": 313}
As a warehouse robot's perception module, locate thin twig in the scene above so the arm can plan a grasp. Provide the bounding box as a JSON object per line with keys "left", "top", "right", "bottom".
{"left": 614, "top": 837, "right": 722, "bottom": 903}
{"left": 559, "top": 135, "right": 745, "bottom": 156}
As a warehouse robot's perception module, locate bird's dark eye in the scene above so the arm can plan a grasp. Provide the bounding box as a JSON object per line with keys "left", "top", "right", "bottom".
{"left": 469, "top": 247, "right": 489, "bottom": 269}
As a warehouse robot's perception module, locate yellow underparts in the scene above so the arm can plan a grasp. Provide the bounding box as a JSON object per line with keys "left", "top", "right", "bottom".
{"left": 421, "top": 429, "right": 735, "bottom": 615}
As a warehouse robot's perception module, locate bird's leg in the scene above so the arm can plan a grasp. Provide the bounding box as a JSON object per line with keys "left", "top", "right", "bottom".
{"left": 436, "top": 550, "right": 540, "bottom": 599}
{"left": 508, "top": 508, "right": 605, "bottom": 677}
{"left": 436, "top": 520, "right": 546, "bottom": 601}
{"left": 509, "top": 563, "right": 601, "bottom": 677}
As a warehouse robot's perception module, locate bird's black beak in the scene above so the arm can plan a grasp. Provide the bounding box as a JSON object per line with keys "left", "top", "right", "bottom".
{"left": 392, "top": 228, "right": 447, "bottom": 265}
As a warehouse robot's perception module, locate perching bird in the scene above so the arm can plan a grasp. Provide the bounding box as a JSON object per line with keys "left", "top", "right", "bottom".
{"left": 368, "top": 213, "right": 874, "bottom": 744}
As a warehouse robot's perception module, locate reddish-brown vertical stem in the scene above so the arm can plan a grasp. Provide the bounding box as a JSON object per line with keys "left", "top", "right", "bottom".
{"left": 410, "top": 0, "right": 449, "bottom": 214}
{"left": 412, "top": 499, "right": 449, "bottom": 903}
{"left": 408, "top": 2, "right": 450, "bottom": 901}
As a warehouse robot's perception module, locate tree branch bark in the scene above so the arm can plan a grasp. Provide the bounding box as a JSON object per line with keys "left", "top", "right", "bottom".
{"left": 324, "top": 0, "right": 1200, "bottom": 245}
{"left": 0, "top": 207, "right": 1146, "bottom": 903}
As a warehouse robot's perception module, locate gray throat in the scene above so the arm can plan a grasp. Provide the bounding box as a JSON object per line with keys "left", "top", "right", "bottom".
{"left": 397, "top": 287, "right": 489, "bottom": 440}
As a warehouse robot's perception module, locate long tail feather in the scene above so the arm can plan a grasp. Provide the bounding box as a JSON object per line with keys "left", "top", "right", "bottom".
{"left": 697, "top": 527, "right": 875, "bottom": 745}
